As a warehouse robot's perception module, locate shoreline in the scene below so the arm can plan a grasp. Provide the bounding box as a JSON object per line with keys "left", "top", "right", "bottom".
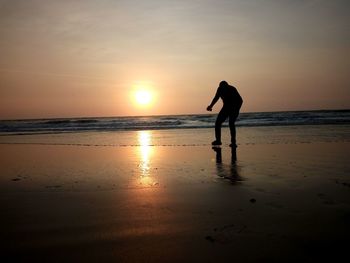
{"left": 1, "top": 110, "right": 349, "bottom": 136}
{"left": 0, "top": 124, "right": 349, "bottom": 147}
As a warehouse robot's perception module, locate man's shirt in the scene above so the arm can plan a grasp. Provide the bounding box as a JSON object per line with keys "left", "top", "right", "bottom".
{"left": 216, "top": 85, "right": 243, "bottom": 111}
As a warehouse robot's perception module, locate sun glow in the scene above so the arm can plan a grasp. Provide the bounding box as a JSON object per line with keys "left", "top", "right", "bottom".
{"left": 130, "top": 82, "right": 156, "bottom": 111}
{"left": 135, "top": 90, "right": 152, "bottom": 105}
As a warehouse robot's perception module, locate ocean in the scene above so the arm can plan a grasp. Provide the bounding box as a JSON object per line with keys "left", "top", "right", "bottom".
{"left": 0, "top": 110, "right": 349, "bottom": 135}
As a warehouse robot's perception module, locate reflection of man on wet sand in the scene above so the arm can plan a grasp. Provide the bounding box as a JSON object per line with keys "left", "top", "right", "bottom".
{"left": 212, "top": 147, "right": 241, "bottom": 184}
{"left": 207, "top": 81, "right": 243, "bottom": 147}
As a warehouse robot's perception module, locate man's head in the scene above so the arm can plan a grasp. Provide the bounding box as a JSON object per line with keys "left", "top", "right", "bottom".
{"left": 219, "top": 80, "right": 228, "bottom": 87}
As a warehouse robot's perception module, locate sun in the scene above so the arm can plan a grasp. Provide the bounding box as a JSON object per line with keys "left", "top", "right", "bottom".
{"left": 135, "top": 90, "right": 152, "bottom": 106}
{"left": 131, "top": 82, "right": 156, "bottom": 109}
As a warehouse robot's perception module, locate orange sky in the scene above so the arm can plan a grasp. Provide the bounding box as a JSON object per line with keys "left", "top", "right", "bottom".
{"left": 0, "top": 0, "right": 349, "bottom": 119}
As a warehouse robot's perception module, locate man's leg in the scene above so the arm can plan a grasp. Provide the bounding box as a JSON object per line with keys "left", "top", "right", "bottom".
{"left": 229, "top": 112, "right": 238, "bottom": 147}
{"left": 214, "top": 109, "right": 228, "bottom": 143}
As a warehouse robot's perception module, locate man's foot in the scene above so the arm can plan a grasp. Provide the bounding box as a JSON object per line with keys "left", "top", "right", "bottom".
{"left": 229, "top": 143, "right": 237, "bottom": 148}
{"left": 211, "top": 140, "right": 222, "bottom": 146}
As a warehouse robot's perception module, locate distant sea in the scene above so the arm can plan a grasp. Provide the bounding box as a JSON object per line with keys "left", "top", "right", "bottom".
{"left": 0, "top": 110, "right": 349, "bottom": 135}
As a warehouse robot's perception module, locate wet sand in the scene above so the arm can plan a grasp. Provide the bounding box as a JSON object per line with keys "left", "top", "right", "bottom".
{"left": 1, "top": 127, "right": 349, "bottom": 262}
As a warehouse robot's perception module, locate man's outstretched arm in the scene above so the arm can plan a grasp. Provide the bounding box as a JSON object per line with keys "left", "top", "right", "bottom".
{"left": 207, "top": 91, "right": 220, "bottom": 111}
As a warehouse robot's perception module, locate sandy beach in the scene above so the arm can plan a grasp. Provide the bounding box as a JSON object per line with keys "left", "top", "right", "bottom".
{"left": 1, "top": 125, "right": 349, "bottom": 262}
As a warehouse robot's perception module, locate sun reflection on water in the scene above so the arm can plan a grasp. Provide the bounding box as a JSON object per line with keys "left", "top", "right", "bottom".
{"left": 137, "top": 131, "right": 157, "bottom": 186}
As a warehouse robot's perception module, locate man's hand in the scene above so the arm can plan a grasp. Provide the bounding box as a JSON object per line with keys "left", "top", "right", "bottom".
{"left": 206, "top": 106, "right": 212, "bottom": 111}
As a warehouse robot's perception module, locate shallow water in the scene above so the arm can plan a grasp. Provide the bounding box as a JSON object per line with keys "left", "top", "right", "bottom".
{"left": 0, "top": 125, "right": 349, "bottom": 147}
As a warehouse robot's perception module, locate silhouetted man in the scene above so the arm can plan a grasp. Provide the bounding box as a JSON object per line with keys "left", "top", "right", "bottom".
{"left": 207, "top": 80, "right": 243, "bottom": 147}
